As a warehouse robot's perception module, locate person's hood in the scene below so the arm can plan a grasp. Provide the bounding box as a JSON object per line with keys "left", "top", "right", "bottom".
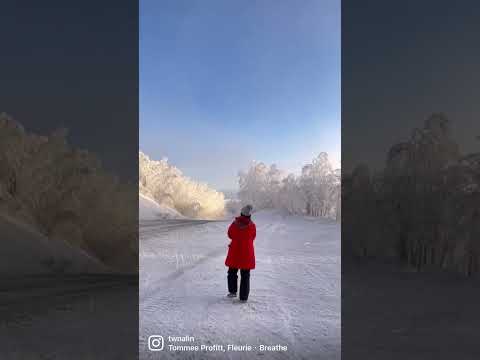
{"left": 235, "top": 215, "right": 251, "bottom": 229}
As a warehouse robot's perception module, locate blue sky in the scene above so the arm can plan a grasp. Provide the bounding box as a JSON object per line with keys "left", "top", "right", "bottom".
{"left": 140, "top": 0, "right": 340, "bottom": 190}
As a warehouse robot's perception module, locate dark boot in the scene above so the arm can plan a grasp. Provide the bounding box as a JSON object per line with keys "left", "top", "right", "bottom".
{"left": 239, "top": 269, "right": 250, "bottom": 301}
{"left": 227, "top": 268, "right": 238, "bottom": 295}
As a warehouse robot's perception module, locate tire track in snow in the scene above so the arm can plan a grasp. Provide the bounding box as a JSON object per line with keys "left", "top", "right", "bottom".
{"left": 140, "top": 219, "right": 227, "bottom": 309}
{"left": 165, "top": 247, "right": 227, "bottom": 282}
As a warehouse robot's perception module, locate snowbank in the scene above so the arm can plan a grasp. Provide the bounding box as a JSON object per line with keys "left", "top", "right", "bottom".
{"left": 0, "top": 214, "right": 108, "bottom": 275}
{"left": 139, "top": 193, "right": 184, "bottom": 220}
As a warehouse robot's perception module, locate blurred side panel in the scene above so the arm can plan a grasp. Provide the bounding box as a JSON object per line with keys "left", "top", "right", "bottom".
{"left": 342, "top": 1, "right": 480, "bottom": 359}
{"left": 0, "top": 1, "right": 139, "bottom": 359}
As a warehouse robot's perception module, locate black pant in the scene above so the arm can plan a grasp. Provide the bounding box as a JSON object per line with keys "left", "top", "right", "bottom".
{"left": 227, "top": 268, "right": 250, "bottom": 300}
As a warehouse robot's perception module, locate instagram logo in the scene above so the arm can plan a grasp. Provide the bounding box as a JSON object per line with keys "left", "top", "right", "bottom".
{"left": 148, "top": 335, "right": 164, "bottom": 351}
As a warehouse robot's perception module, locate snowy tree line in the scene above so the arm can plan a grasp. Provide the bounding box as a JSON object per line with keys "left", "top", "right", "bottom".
{"left": 139, "top": 152, "right": 225, "bottom": 219}
{"left": 343, "top": 113, "right": 480, "bottom": 276}
{"left": 237, "top": 153, "right": 341, "bottom": 220}
{"left": 0, "top": 113, "right": 138, "bottom": 272}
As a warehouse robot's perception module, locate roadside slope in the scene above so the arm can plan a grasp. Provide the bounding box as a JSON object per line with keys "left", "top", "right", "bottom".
{"left": 0, "top": 215, "right": 108, "bottom": 275}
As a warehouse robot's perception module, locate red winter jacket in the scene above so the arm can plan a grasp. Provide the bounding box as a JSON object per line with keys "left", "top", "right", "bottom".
{"left": 225, "top": 216, "right": 256, "bottom": 270}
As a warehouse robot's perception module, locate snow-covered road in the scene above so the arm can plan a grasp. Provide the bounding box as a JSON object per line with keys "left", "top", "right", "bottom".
{"left": 139, "top": 210, "right": 340, "bottom": 359}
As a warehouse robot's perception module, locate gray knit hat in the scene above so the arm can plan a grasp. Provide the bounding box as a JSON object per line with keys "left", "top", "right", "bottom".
{"left": 240, "top": 204, "right": 253, "bottom": 217}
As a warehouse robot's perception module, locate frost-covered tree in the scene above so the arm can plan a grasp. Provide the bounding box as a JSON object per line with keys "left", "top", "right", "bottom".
{"left": 139, "top": 152, "right": 225, "bottom": 219}
{"left": 0, "top": 113, "right": 138, "bottom": 272}
{"left": 238, "top": 162, "right": 269, "bottom": 209}
{"left": 238, "top": 153, "right": 340, "bottom": 220}
{"left": 343, "top": 113, "right": 480, "bottom": 276}
{"left": 278, "top": 174, "right": 306, "bottom": 214}
{"left": 300, "top": 152, "right": 338, "bottom": 217}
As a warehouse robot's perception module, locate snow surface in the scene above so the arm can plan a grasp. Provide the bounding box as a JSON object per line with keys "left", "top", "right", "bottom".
{"left": 139, "top": 193, "right": 184, "bottom": 221}
{"left": 0, "top": 214, "right": 108, "bottom": 275}
{"left": 0, "top": 216, "right": 139, "bottom": 359}
{"left": 139, "top": 210, "right": 340, "bottom": 359}
{"left": 0, "top": 274, "right": 138, "bottom": 360}
{"left": 343, "top": 261, "right": 480, "bottom": 360}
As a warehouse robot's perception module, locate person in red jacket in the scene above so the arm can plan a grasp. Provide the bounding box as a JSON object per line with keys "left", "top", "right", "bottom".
{"left": 225, "top": 204, "right": 256, "bottom": 302}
